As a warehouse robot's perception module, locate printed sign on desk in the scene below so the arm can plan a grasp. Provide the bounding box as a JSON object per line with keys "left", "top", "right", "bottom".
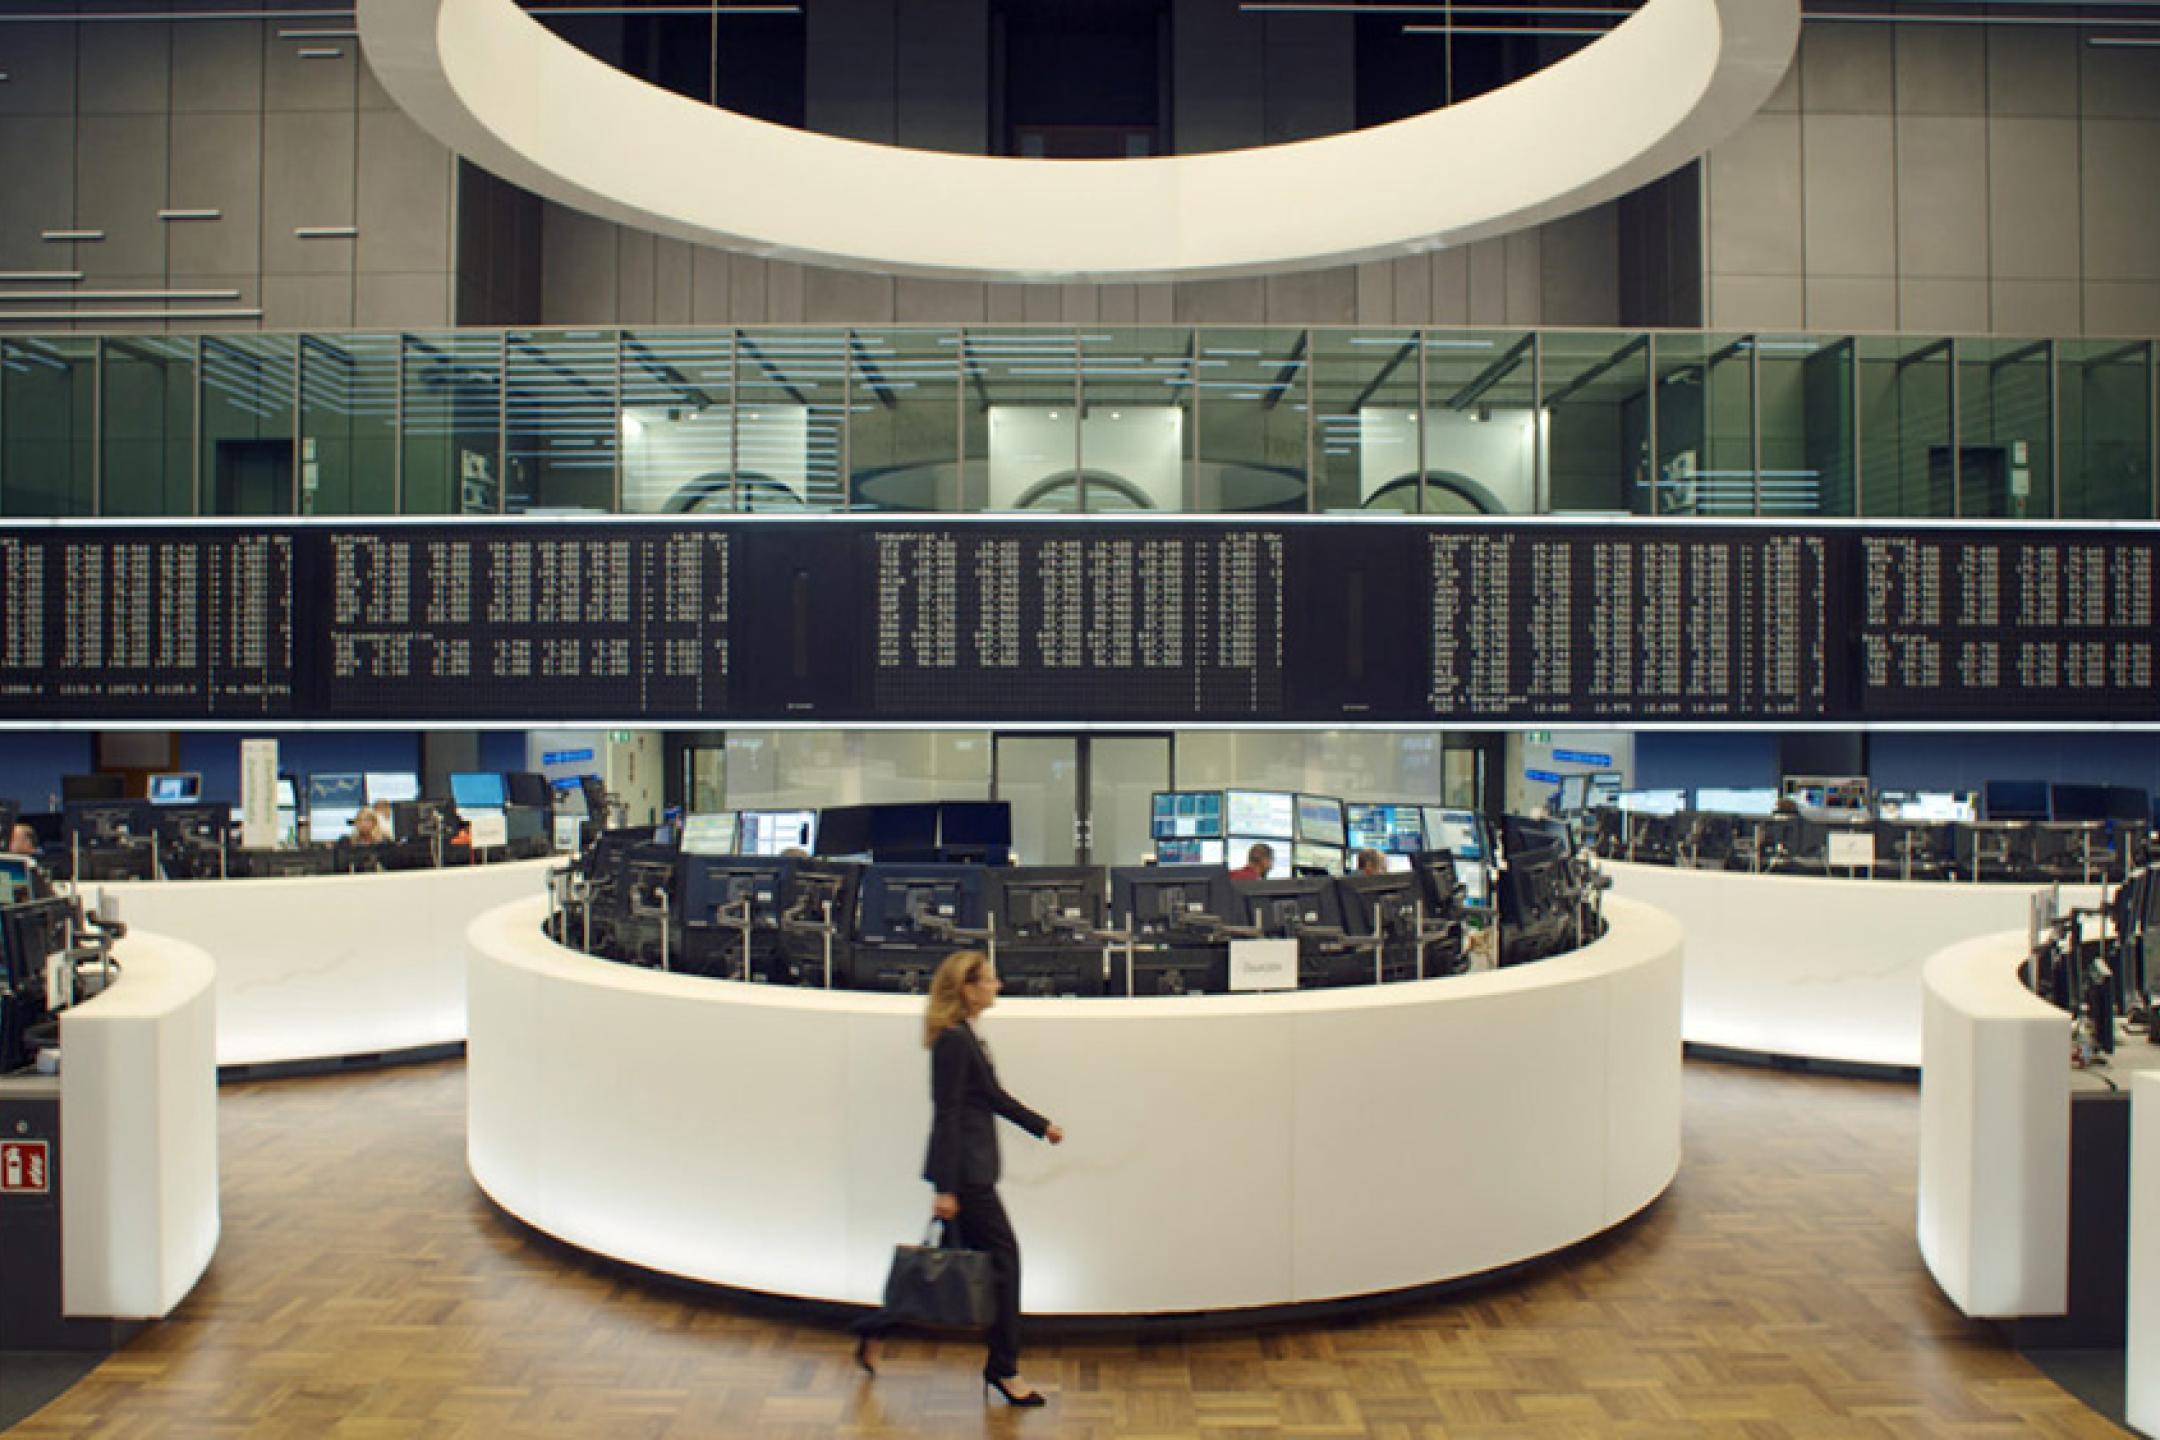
{"left": 240, "top": 738, "right": 280, "bottom": 851}
{"left": 1229, "top": 939, "right": 1298, "bottom": 992}
{"left": 1, "top": 1138, "right": 50, "bottom": 1194}
{"left": 1827, "top": 830, "right": 1875, "bottom": 868}
{"left": 469, "top": 812, "right": 510, "bottom": 850}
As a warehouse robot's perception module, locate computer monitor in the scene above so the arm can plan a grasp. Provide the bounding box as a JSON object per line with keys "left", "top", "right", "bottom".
{"left": 857, "top": 864, "right": 985, "bottom": 945}
{"left": 574, "top": 774, "right": 608, "bottom": 822}
{"left": 60, "top": 773, "right": 125, "bottom": 803}
{"left": 308, "top": 772, "right": 366, "bottom": 840}
{"left": 1346, "top": 803, "right": 1427, "bottom": 855}
{"left": 1615, "top": 789, "right": 1688, "bottom": 816}
{"left": 364, "top": 771, "right": 420, "bottom": 806}
{"left": 1334, "top": 870, "right": 1422, "bottom": 941}
{"left": 1110, "top": 864, "right": 1238, "bottom": 941}
{"left": 816, "top": 805, "right": 873, "bottom": 858}
{"left": 1224, "top": 838, "right": 1289, "bottom": 878}
{"left": 678, "top": 855, "right": 797, "bottom": 932}
{"left": 1694, "top": 786, "right": 1779, "bottom": 818}
{"left": 868, "top": 803, "right": 939, "bottom": 860}
{"left": 2050, "top": 783, "right": 2110, "bottom": 823}
{"left": 2107, "top": 786, "right": 2151, "bottom": 824}
{"left": 1294, "top": 795, "right": 1346, "bottom": 848}
{"left": 987, "top": 867, "right": 1105, "bottom": 942}
{"left": 1154, "top": 838, "right": 1226, "bottom": 866}
{"left": 243, "top": 846, "right": 339, "bottom": 879}
{"left": 741, "top": 809, "right": 817, "bottom": 856}
{"left": 64, "top": 800, "right": 151, "bottom": 845}
{"left": 449, "top": 772, "right": 507, "bottom": 813}
{"left": 0, "top": 854, "right": 34, "bottom": 905}
{"left": 1225, "top": 790, "right": 1296, "bottom": 842}
{"left": 1150, "top": 790, "right": 1225, "bottom": 842}
{"left": 1984, "top": 780, "right": 2051, "bottom": 822}
{"left": 1232, "top": 876, "right": 1343, "bottom": 938}
{"left": 1879, "top": 790, "right": 1977, "bottom": 823}
{"left": 939, "top": 802, "right": 1013, "bottom": 850}
{"left": 147, "top": 772, "right": 201, "bottom": 806}
{"left": 504, "top": 772, "right": 550, "bottom": 810}
{"left": 1292, "top": 842, "right": 1343, "bottom": 875}
{"left": 275, "top": 776, "right": 298, "bottom": 810}
{"left": 680, "top": 812, "right": 740, "bottom": 856}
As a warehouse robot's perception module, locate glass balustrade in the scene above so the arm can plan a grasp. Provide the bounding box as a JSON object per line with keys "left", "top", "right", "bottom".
{"left": 0, "top": 327, "right": 2149, "bottom": 520}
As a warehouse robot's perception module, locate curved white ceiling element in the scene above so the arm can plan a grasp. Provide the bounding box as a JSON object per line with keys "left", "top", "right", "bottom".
{"left": 360, "top": 0, "right": 1797, "bottom": 283}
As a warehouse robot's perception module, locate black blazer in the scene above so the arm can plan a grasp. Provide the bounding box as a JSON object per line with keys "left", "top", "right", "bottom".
{"left": 922, "top": 1023, "right": 1049, "bottom": 1192}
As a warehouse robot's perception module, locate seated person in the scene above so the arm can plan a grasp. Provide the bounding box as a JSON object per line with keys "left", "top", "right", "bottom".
{"left": 7, "top": 822, "right": 38, "bottom": 857}
{"left": 351, "top": 808, "right": 388, "bottom": 846}
{"left": 1354, "top": 848, "right": 1386, "bottom": 876}
{"left": 1229, "top": 842, "right": 1274, "bottom": 883}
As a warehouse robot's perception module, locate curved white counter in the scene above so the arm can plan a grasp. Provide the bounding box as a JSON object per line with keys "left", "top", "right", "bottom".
{"left": 1606, "top": 860, "right": 2097, "bottom": 1068}
{"left": 467, "top": 895, "right": 1683, "bottom": 1316}
{"left": 1915, "top": 929, "right": 2069, "bottom": 1319}
{"left": 87, "top": 859, "right": 555, "bottom": 1067}
{"left": 60, "top": 929, "right": 220, "bottom": 1319}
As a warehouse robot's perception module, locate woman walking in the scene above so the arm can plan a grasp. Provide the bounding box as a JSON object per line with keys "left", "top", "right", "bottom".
{"left": 856, "top": 949, "right": 1064, "bottom": 1406}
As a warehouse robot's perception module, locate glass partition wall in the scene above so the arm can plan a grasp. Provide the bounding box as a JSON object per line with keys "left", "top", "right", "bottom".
{"left": 1, "top": 326, "right": 2152, "bottom": 522}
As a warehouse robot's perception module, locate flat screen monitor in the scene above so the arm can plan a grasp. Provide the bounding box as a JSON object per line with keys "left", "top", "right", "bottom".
{"left": 1232, "top": 876, "right": 1343, "bottom": 938}
{"left": 2050, "top": 783, "right": 2110, "bottom": 823}
{"left": 64, "top": 800, "right": 151, "bottom": 845}
{"left": 147, "top": 772, "right": 201, "bottom": 806}
{"left": 307, "top": 773, "right": 365, "bottom": 840}
{"left": 858, "top": 863, "right": 984, "bottom": 945}
{"left": 1335, "top": 870, "right": 1422, "bottom": 940}
{"left": 1783, "top": 775, "right": 1870, "bottom": 813}
{"left": 2107, "top": 785, "right": 2150, "bottom": 824}
{"left": 1225, "top": 789, "right": 1296, "bottom": 841}
{"left": 1880, "top": 790, "right": 1977, "bottom": 823}
{"left": 575, "top": 774, "right": 608, "bottom": 821}
{"left": 552, "top": 815, "right": 586, "bottom": 852}
{"left": 1292, "top": 842, "right": 1343, "bottom": 875}
{"left": 678, "top": 855, "right": 796, "bottom": 930}
{"left": 741, "top": 809, "right": 816, "bottom": 856}
{"left": 869, "top": 803, "right": 938, "bottom": 857}
{"left": 275, "top": 777, "right": 298, "bottom": 810}
{"left": 1294, "top": 795, "right": 1346, "bottom": 847}
{"left": 1615, "top": 789, "right": 1688, "bottom": 816}
{"left": 504, "top": 772, "right": 551, "bottom": 809}
{"left": 816, "top": 805, "right": 874, "bottom": 858}
{"left": 940, "top": 801, "right": 1012, "bottom": 847}
{"left": 1381, "top": 852, "right": 1414, "bottom": 874}
{"left": 1420, "top": 807, "right": 1486, "bottom": 861}
{"left": 987, "top": 866, "right": 1105, "bottom": 941}
{"left": 60, "top": 773, "right": 125, "bottom": 803}
{"left": 1150, "top": 790, "right": 1225, "bottom": 841}
{"left": 1694, "top": 786, "right": 1778, "bottom": 817}
{"left": 1154, "top": 838, "right": 1225, "bottom": 866}
{"left": 680, "top": 812, "right": 739, "bottom": 856}
{"left": 1224, "top": 837, "right": 1289, "bottom": 878}
{"left": 1984, "top": 780, "right": 2051, "bottom": 821}
{"left": 1347, "top": 803, "right": 1427, "bottom": 855}
{"left": 1110, "top": 863, "right": 1237, "bottom": 940}
{"left": 364, "top": 771, "right": 420, "bottom": 805}
{"left": 449, "top": 771, "right": 507, "bottom": 812}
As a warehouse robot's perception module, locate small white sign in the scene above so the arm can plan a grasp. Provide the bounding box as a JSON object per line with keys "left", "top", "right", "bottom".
{"left": 239, "top": 738, "right": 280, "bottom": 851}
{"left": 469, "top": 812, "right": 510, "bottom": 850}
{"left": 1827, "top": 830, "right": 1874, "bottom": 868}
{"left": 1229, "top": 938, "right": 1298, "bottom": 992}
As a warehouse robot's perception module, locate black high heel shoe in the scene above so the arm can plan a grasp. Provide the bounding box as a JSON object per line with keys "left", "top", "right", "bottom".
{"left": 853, "top": 1335, "right": 878, "bottom": 1376}
{"left": 984, "top": 1372, "right": 1046, "bottom": 1407}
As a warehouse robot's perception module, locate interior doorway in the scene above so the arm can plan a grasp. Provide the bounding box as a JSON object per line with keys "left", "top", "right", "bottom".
{"left": 993, "top": 733, "right": 1170, "bottom": 865}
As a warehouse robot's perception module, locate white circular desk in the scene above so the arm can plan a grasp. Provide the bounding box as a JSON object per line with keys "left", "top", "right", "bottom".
{"left": 1606, "top": 860, "right": 2099, "bottom": 1069}
{"left": 87, "top": 858, "right": 556, "bottom": 1068}
{"left": 465, "top": 895, "right": 1684, "bottom": 1316}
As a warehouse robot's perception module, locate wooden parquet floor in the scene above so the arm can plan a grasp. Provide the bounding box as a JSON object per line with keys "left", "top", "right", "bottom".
{"left": 2, "top": 1057, "right": 2131, "bottom": 1440}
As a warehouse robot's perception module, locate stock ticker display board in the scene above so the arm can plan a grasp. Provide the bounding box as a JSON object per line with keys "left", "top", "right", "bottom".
{"left": 0, "top": 519, "right": 2153, "bottom": 724}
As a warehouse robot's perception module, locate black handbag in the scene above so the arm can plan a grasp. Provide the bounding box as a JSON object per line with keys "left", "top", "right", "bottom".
{"left": 880, "top": 1219, "right": 995, "bottom": 1328}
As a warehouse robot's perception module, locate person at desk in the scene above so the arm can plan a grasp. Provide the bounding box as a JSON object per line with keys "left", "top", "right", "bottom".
{"left": 1230, "top": 842, "right": 1274, "bottom": 882}
{"left": 350, "top": 808, "right": 388, "bottom": 846}
{"left": 855, "top": 950, "right": 1065, "bottom": 1407}
{"left": 7, "top": 822, "right": 38, "bottom": 857}
{"left": 1355, "top": 847, "right": 1387, "bottom": 876}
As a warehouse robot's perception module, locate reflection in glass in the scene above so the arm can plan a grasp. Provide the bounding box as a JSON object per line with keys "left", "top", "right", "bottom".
{"left": 101, "top": 336, "right": 194, "bottom": 517}
{"left": 1194, "top": 328, "right": 1306, "bottom": 513}
{"left": 401, "top": 332, "right": 500, "bottom": 514}
{"left": 1859, "top": 337, "right": 1952, "bottom": 517}
{"left": 1652, "top": 334, "right": 1753, "bottom": 515}
{"left": 734, "top": 331, "right": 847, "bottom": 511}
{"left": 299, "top": 333, "right": 397, "bottom": 516}
{"left": 966, "top": 331, "right": 1080, "bottom": 512}
{"left": 506, "top": 329, "right": 616, "bottom": 513}
{"left": 1541, "top": 332, "right": 1642, "bottom": 514}
{"left": 1, "top": 338, "right": 95, "bottom": 516}
{"left": 200, "top": 334, "right": 296, "bottom": 516}
{"left": 2060, "top": 340, "right": 2152, "bottom": 519}
{"left": 1313, "top": 331, "right": 1414, "bottom": 513}
{"left": 848, "top": 329, "right": 961, "bottom": 512}
{"left": 1756, "top": 335, "right": 1852, "bottom": 517}
{"left": 1076, "top": 329, "right": 1193, "bottom": 513}
{"left": 621, "top": 330, "right": 735, "bottom": 513}
{"left": 1955, "top": 339, "right": 2051, "bottom": 520}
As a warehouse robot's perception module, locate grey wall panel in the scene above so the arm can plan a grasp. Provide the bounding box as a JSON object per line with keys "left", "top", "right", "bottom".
{"left": 896, "top": 0, "right": 987, "bottom": 154}
{"left": 1990, "top": 278, "right": 2079, "bottom": 336}
{"left": 1709, "top": 273, "right": 1802, "bottom": 329}
{"left": 264, "top": 34, "right": 355, "bottom": 113}
{"left": 653, "top": 239, "right": 693, "bottom": 324}
{"left": 1173, "top": 0, "right": 1263, "bottom": 154}
{"left": 1897, "top": 277, "right": 1987, "bottom": 333}
{"left": 261, "top": 271, "right": 354, "bottom": 330}
{"left": 167, "top": 271, "right": 260, "bottom": 331}
{"left": 1987, "top": 116, "right": 2080, "bottom": 280}
{"left": 2083, "top": 282, "right": 2160, "bottom": 336}
{"left": 168, "top": 111, "right": 262, "bottom": 277}
{"left": 1430, "top": 249, "right": 1470, "bottom": 324}
{"left": 1262, "top": 15, "right": 1352, "bottom": 145}
{"left": 690, "top": 245, "right": 732, "bottom": 323}
{"left": 1020, "top": 284, "right": 1058, "bottom": 324}
{"left": 172, "top": 19, "right": 261, "bottom": 114}
{"left": 1540, "top": 206, "right": 1619, "bottom": 327}
{"left": 77, "top": 274, "right": 170, "bottom": 334}
{"left": 1391, "top": 254, "right": 1431, "bottom": 327}
{"left": 1706, "top": 114, "right": 1803, "bottom": 277}
{"left": 1799, "top": 25, "right": 1892, "bottom": 115}
{"left": 729, "top": 253, "right": 770, "bottom": 322}
{"left": 807, "top": 0, "right": 897, "bottom": 144}
{"left": 0, "top": 115, "right": 76, "bottom": 269}
{"left": 800, "top": 264, "right": 894, "bottom": 323}
{"left": 0, "top": 23, "right": 76, "bottom": 117}
{"left": 1894, "top": 26, "right": 1984, "bottom": 116}
{"left": 1467, "top": 240, "right": 1507, "bottom": 325}
{"left": 262, "top": 110, "right": 357, "bottom": 276}
{"left": 355, "top": 271, "right": 450, "bottom": 329}
{"left": 1804, "top": 276, "right": 1897, "bottom": 332}
{"left": 1895, "top": 115, "right": 1987, "bottom": 279}
{"left": 1059, "top": 285, "right": 1096, "bottom": 323}
{"left": 617, "top": 228, "right": 656, "bottom": 325}
{"left": 77, "top": 21, "right": 169, "bottom": 116}
{"left": 76, "top": 113, "right": 170, "bottom": 280}
{"left": 356, "top": 52, "right": 397, "bottom": 113}
{"left": 1134, "top": 283, "right": 1173, "bottom": 324}
{"left": 1173, "top": 277, "right": 1266, "bottom": 323}
{"left": 985, "top": 284, "right": 1025, "bottom": 323}
{"left": 1097, "top": 285, "right": 1137, "bottom": 325}
{"left": 356, "top": 108, "right": 452, "bottom": 275}
{"left": 1356, "top": 262, "right": 1392, "bottom": 327}
{"left": 2081, "top": 120, "right": 2160, "bottom": 282}
{"left": 767, "top": 259, "right": 804, "bottom": 322}
{"left": 1503, "top": 231, "right": 1542, "bottom": 325}
{"left": 1801, "top": 113, "right": 1894, "bottom": 278}
{"left": 2081, "top": 45, "right": 2160, "bottom": 122}
{"left": 1762, "top": 52, "right": 1800, "bottom": 113}
{"left": 539, "top": 205, "right": 617, "bottom": 325}
{"left": 1264, "top": 265, "right": 1355, "bottom": 325}
{"left": 1986, "top": 28, "right": 2075, "bottom": 118}
{"left": 895, "top": 276, "right": 985, "bottom": 323}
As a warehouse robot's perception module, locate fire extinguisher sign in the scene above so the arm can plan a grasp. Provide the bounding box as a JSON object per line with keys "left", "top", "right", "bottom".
{"left": 1, "top": 1139, "right": 51, "bottom": 1194}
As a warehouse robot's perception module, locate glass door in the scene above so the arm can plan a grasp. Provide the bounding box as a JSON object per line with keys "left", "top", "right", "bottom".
{"left": 993, "top": 734, "right": 1171, "bottom": 865}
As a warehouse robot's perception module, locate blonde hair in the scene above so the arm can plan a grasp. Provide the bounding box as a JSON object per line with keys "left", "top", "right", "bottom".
{"left": 923, "top": 950, "right": 989, "bottom": 1049}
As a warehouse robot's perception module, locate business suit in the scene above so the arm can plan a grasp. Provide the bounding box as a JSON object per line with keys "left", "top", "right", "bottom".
{"left": 922, "top": 1021, "right": 1049, "bottom": 1380}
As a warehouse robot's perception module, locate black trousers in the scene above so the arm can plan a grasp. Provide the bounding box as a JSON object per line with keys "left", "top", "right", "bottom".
{"left": 953, "top": 1184, "right": 1023, "bottom": 1380}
